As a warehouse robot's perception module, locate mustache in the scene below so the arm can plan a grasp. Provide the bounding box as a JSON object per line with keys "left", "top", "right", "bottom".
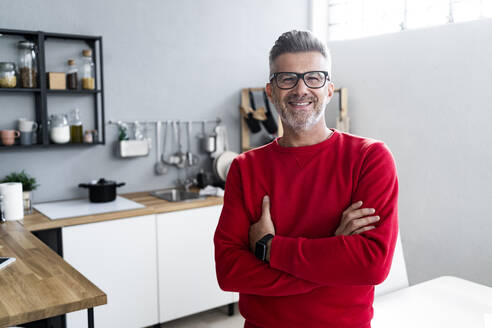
{"left": 286, "top": 95, "right": 316, "bottom": 102}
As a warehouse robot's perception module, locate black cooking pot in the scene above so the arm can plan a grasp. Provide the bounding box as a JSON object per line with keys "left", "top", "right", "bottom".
{"left": 79, "top": 178, "right": 125, "bottom": 203}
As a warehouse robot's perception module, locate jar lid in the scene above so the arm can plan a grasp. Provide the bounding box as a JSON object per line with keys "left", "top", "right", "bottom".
{"left": 82, "top": 49, "right": 92, "bottom": 57}
{"left": 68, "top": 59, "right": 76, "bottom": 66}
{"left": 0, "top": 62, "right": 15, "bottom": 70}
{"left": 18, "top": 41, "right": 35, "bottom": 49}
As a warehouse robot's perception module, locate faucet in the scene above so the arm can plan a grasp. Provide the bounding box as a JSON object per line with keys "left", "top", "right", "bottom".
{"left": 175, "top": 178, "right": 196, "bottom": 192}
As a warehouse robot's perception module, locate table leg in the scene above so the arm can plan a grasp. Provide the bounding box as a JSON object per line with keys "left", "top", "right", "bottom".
{"left": 88, "top": 308, "right": 94, "bottom": 328}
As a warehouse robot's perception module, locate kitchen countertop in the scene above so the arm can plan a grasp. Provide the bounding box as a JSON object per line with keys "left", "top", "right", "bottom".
{"left": 21, "top": 190, "right": 224, "bottom": 232}
{"left": 0, "top": 189, "right": 223, "bottom": 327}
{"left": 0, "top": 221, "right": 107, "bottom": 327}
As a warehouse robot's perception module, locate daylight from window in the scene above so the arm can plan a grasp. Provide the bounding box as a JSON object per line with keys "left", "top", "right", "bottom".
{"left": 312, "top": 0, "right": 492, "bottom": 40}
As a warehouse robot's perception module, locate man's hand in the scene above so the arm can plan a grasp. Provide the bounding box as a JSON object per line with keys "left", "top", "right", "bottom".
{"left": 249, "top": 195, "right": 276, "bottom": 257}
{"left": 335, "top": 201, "right": 380, "bottom": 236}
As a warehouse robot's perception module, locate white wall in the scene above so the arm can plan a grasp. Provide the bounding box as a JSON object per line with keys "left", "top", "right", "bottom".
{"left": 326, "top": 18, "right": 492, "bottom": 287}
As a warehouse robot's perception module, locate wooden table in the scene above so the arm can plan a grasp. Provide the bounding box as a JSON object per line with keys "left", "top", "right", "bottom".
{"left": 0, "top": 221, "right": 106, "bottom": 327}
{"left": 372, "top": 276, "right": 492, "bottom": 328}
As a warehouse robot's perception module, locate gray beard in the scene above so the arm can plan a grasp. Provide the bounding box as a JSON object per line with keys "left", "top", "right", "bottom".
{"left": 273, "top": 97, "right": 327, "bottom": 132}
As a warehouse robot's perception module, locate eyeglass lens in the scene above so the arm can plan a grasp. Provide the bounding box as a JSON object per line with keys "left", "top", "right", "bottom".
{"left": 276, "top": 71, "right": 327, "bottom": 89}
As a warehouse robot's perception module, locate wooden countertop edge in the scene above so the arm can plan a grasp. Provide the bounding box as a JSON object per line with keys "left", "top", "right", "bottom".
{"left": 2, "top": 294, "right": 107, "bottom": 328}
{"left": 0, "top": 221, "right": 107, "bottom": 327}
{"left": 20, "top": 192, "right": 224, "bottom": 232}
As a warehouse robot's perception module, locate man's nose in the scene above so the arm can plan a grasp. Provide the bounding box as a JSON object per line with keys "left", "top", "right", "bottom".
{"left": 293, "top": 77, "right": 310, "bottom": 95}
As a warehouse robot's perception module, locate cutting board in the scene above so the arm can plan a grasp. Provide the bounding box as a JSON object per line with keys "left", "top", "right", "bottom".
{"left": 33, "top": 196, "right": 145, "bottom": 220}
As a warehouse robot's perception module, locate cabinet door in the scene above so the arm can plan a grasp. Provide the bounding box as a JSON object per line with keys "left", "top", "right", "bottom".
{"left": 63, "top": 215, "right": 159, "bottom": 328}
{"left": 157, "top": 205, "right": 235, "bottom": 322}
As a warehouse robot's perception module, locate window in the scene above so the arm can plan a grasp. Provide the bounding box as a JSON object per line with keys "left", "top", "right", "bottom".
{"left": 312, "top": 0, "right": 492, "bottom": 41}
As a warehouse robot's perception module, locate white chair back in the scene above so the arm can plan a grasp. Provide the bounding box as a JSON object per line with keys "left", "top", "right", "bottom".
{"left": 375, "top": 230, "right": 409, "bottom": 296}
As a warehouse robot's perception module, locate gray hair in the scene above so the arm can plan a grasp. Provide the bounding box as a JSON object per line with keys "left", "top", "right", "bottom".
{"left": 269, "top": 30, "right": 331, "bottom": 76}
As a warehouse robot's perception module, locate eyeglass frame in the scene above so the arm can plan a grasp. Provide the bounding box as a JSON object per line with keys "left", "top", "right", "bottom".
{"left": 269, "top": 71, "right": 331, "bottom": 90}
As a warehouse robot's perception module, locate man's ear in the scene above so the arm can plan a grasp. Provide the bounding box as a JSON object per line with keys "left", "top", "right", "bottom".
{"left": 265, "top": 82, "right": 273, "bottom": 99}
{"left": 327, "top": 82, "right": 335, "bottom": 98}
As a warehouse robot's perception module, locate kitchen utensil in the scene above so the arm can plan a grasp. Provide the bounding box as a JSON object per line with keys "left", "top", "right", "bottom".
{"left": 213, "top": 151, "right": 238, "bottom": 182}
{"left": 20, "top": 131, "right": 33, "bottom": 145}
{"left": 154, "top": 121, "right": 168, "bottom": 175}
{"left": 261, "top": 90, "right": 278, "bottom": 134}
{"left": 33, "top": 196, "right": 144, "bottom": 220}
{"left": 210, "top": 125, "right": 229, "bottom": 158}
{"left": 245, "top": 90, "right": 262, "bottom": 133}
{"left": 186, "top": 121, "right": 199, "bottom": 166}
{"left": 199, "top": 121, "right": 216, "bottom": 154}
{"left": 78, "top": 178, "right": 126, "bottom": 203}
{"left": 161, "top": 121, "right": 181, "bottom": 166}
{"left": 173, "top": 121, "right": 187, "bottom": 168}
{"left": 0, "top": 130, "right": 20, "bottom": 146}
{"left": 18, "top": 118, "right": 38, "bottom": 132}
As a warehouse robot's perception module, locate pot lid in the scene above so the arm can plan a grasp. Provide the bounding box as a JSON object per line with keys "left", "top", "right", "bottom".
{"left": 89, "top": 178, "right": 117, "bottom": 186}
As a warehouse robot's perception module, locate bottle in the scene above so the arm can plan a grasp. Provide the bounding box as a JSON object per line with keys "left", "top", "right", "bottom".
{"left": 81, "top": 49, "right": 95, "bottom": 90}
{"left": 67, "top": 59, "right": 78, "bottom": 90}
{"left": 17, "top": 41, "right": 38, "bottom": 88}
{"left": 69, "top": 108, "right": 83, "bottom": 143}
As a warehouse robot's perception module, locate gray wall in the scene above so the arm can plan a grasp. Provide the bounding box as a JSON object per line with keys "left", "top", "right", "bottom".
{"left": 0, "top": 0, "right": 309, "bottom": 202}
{"left": 327, "top": 18, "right": 492, "bottom": 287}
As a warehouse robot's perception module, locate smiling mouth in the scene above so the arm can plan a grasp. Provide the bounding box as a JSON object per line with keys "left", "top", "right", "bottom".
{"left": 288, "top": 101, "right": 313, "bottom": 109}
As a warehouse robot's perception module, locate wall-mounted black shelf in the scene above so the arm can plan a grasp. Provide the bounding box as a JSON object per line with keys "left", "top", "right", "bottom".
{"left": 0, "top": 27, "right": 105, "bottom": 150}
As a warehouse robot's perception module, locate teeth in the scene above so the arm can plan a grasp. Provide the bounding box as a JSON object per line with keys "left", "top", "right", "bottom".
{"left": 292, "top": 102, "right": 309, "bottom": 106}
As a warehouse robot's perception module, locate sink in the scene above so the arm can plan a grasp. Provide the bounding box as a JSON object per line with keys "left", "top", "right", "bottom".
{"left": 149, "top": 188, "right": 205, "bottom": 202}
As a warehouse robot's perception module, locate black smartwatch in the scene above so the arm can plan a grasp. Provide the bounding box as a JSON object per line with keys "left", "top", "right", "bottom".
{"left": 255, "top": 234, "right": 274, "bottom": 262}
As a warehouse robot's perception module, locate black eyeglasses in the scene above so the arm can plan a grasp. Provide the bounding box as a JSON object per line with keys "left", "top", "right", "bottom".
{"left": 269, "top": 71, "right": 330, "bottom": 90}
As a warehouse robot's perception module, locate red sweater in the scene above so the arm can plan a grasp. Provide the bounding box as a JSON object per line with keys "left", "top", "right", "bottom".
{"left": 214, "top": 129, "right": 399, "bottom": 328}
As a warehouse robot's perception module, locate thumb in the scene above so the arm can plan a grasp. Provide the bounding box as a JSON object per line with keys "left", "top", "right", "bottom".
{"left": 261, "top": 195, "right": 270, "bottom": 218}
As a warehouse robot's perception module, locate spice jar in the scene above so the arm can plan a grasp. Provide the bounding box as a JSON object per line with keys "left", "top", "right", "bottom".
{"left": 66, "top": 59, "right": 78, "bottom": 90}
{"left": 17, "top": 41, "right": 38, "bottom": 88}
{"left": 81, "top": 49, "right": 95, "bottom": 90}
{"left": 0, "top": 62, "right": 17, "bottom": 88}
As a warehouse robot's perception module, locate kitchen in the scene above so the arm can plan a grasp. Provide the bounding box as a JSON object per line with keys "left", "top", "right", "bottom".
{"left": 1, "top": 0, "right": 492, "bottom": 327}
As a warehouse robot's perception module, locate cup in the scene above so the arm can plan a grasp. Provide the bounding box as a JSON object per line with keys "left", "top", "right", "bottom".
{"left": 18, "top": 118, "right": 38, "bottom": 132}
{"left": 0, "top": 130, "right": 20, "bottom": 146}
{"left": 20, "top": 131, "right": 33, "bottom": 145}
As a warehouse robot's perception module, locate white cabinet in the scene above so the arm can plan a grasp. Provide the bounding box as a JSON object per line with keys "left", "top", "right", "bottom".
{"left": 62, "top": 215, "right": 159, "bottom": 328}
{"left": 157, "top": 205, "right": 236, "bottom": 322}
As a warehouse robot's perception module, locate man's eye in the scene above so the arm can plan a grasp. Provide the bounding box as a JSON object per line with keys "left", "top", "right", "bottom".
{"left": 307, "top": 77, "right": 321, "bottom": 82}
{"left": 280, "top": 77, "right": 296, "bottom": 83}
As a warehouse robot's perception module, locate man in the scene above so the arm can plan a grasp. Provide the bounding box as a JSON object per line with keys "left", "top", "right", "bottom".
{"left": 214, "top": 30, "right": 398, "bottom": 328}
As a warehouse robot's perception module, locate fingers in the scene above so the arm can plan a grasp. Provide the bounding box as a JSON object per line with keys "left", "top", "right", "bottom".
{"left": 342, "top": 200, "right": 363, "bottom": 216}
{"left": 350, "top": 225, "right": 376, "bottom": 235}
{"left": 261, "top": 195, "right": 270, "bottom": 218}
{"left": 345, "top": 215, "right": 380, "bottom": 232}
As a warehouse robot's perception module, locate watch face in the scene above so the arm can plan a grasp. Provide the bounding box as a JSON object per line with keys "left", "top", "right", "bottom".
{"left": 255, "top": 243, "right": 267, "bottom": 260}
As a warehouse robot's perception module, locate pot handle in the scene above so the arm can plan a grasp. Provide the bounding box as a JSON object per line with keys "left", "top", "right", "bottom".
{"left": 79, "top": 183, "right": 89, "bottom": 188}
{"left": 116, "top": 182, "right": 126, "bottom": 187}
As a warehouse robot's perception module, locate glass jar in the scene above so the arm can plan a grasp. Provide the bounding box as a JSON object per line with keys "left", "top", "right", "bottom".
{"left": 49, "top": 113, "right": 70, "bottom": 144}
{"left": 69, "top": 108, "right": 83, "bottom": 143}
{"left": 67, "top": 59, "right": 78, "bottom": 90}
{"left": 17, "top": 41, "right": 38, "bottom": 88}
{"left": 81, "top": 49, "right": 95, "bottom": 90}
{"left": 0, "top": 62, "right": 17, "bottom": 88}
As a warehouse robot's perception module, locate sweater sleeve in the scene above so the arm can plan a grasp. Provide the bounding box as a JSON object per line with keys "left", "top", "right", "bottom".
{"left": 269, "top": 142, "right": 399, "bottom": 286}
{"left": 214, "top": 159, "right": 321, "bottom": 296}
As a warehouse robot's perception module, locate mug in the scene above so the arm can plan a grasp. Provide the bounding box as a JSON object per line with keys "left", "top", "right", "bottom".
{"left": 0, "top": 130, "right": 20, "bottom": 146}
{"left": 20, "top": 131, "right": 33, "bottom": 145}
{"left": 18, "top": 118, "right": 38, "bottom": 132}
